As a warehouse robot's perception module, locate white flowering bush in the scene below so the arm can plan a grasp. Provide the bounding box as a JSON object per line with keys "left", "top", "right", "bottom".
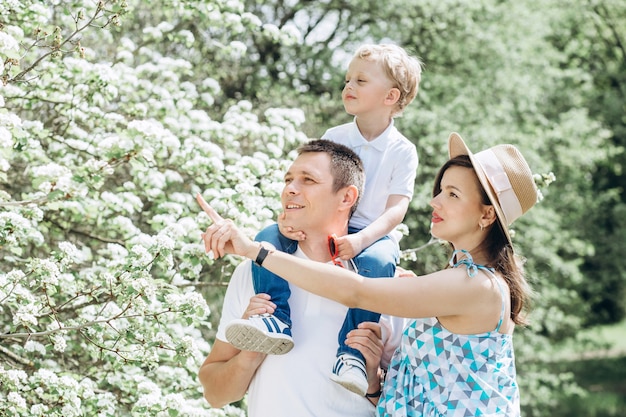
{"left": 0, "top": 1, "right": 304, "bottom": 415}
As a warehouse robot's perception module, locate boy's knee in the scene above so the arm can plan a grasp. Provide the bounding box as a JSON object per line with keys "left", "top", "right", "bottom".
{"left": 356, "top": 256, "right": 396, "bottom": 278}
{"left": 255, "top": 224, "right": 280, "bottom": 242}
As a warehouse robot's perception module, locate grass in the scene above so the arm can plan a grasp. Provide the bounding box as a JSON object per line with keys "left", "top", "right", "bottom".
{"left": 552, "top": 319, "right": 626, "bottom": 361}
{"left": 551, "top": 320, "right": 626, "bottom": 417}
{"left": 594, "top": 320, "right": 626, "bottom": 354}
{"left": 553, "top": 356, "right": 626, "bottom": 417}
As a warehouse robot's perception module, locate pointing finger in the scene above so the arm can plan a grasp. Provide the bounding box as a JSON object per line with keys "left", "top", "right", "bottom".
{"left": 196, "top": 193, "right": 223, "bottom": 223}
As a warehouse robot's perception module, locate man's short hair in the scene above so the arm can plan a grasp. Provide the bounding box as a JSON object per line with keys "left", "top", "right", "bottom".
{"left": 297, "top": 139, "right": 364, "bottom": 215}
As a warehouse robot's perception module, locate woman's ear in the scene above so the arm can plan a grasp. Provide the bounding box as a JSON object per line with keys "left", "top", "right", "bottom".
{"left": 481, "top": 206, "right": 497, "bottom": 227}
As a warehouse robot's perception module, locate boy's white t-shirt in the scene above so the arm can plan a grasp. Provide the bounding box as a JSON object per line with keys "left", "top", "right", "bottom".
{"left": 322, "top": 119, "right": 419, "bottom": 242}
{"left": 216, "top": 249, "right": 406, "bottom": 417}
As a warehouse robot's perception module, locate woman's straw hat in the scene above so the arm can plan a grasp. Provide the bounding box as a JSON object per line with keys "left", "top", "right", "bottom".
{"left": 448, "top": 132, "right": 538, "bottom": 245}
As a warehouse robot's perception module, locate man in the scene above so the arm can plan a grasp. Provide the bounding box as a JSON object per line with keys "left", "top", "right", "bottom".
{"left": 197, "top": 140, "right": 404, "bottom": 417}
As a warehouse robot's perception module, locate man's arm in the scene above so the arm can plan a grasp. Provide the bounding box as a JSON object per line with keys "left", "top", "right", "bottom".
{"left": 198, "top": 339, "right": 266, "bottom": 408}
{"left": 198, "top": 292, "right": 277, "bottom": 407}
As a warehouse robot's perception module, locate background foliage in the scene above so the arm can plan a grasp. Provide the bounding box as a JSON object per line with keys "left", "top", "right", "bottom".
{"left": 0, "top": 0, "right": 623, "bottom": 416}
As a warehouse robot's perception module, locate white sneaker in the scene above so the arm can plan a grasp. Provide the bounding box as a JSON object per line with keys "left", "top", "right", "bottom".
{"left": 330, "top": 354, "right": 368, "bottom": 396}
{"left": 225, "top": 313, "right": 294, "bottom": 355}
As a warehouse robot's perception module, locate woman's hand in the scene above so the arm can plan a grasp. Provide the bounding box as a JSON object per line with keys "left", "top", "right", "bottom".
{"left": 196, "top": 193, "right": 258, "bottom": 259}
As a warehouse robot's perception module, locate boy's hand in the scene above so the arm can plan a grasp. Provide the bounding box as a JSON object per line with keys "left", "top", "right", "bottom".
{"left": 332, "top": 233, "right": 364, "bottom": 260}
{"left": 277, "top": 212, "right": 307, "bottom": 241}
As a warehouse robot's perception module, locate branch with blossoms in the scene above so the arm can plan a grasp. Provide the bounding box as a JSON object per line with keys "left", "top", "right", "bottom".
{"left": 0, "top": 307, "right": 183, "bottom": 340}
{"left": 400, "top": 236, "right": 443, "bottom": 258}
{"left": 8, "top": 1, "right": 127, "bottom": 84}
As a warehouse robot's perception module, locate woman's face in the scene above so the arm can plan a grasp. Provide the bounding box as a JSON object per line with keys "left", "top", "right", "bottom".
{"left": 429, "top": 165, "right": 489, "bottom": 246}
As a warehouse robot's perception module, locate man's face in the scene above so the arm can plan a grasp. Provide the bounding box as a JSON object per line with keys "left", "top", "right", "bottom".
{"left": 281, "top": 152, "right": 342, "bottom": 232}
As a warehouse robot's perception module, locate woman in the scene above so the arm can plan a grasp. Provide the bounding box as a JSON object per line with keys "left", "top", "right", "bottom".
{"left": 198, "top": 132, "right": 539, "bottom": 416}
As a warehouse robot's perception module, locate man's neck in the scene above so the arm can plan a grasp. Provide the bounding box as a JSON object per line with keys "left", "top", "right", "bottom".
{"left": 298, "top": 229, "right": 346, "bottom": 263}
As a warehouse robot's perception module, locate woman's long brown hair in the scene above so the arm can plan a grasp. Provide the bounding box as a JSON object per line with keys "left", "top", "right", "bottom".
{"left": 433, "top": 155, "right": 532, "bottom": 325}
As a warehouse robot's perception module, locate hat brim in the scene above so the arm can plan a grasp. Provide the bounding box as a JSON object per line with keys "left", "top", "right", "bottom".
{"left": 447, "top": 132, "right": 513, "bottom": 246}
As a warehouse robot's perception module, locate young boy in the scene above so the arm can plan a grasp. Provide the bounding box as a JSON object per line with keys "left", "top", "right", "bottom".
{"left": 224, "top": 44, "right": 423, "bottom": 396}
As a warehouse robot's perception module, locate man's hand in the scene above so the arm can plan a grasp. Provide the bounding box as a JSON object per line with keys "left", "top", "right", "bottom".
{"left": 345, "top": 321, "right": 384, "bottom": 396}
{"left": 242, "top": 294, "right": 277, "bottom": 318}
{"left": 196, "top": 193, "right": 257, "bottom": 259}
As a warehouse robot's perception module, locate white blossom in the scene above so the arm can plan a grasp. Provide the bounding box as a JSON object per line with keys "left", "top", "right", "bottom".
{"left": 262, "top": 23, "right": 281, "bottom": 39}
{"left": 105, "top": 243, "right": 129, "bottom": 258}
{"left": 202, "top": 77, "right": 221, "bottom": 94}
{"left": 0, "top": 126, "right": 11, "bottom": 148}
{"left": 0, "top": 31, "right": 19, "bottom": 54}
{"left": 30, "top": 404, "right": 49, "bottom": 415}
{"left": 0, "top": 111, "right": 22, "bottom": 128}
{"left": 13, "top": 302, "right": 39, "bottom": 327}
{"left": 30, "top": 163, "right": 73, "bottom": 192}
{"left": 4, "top": 368, "right": 27, "bottom": 385}
{"left": 228, "top": 40, "right": 247, "bottom": 59}
{"left": 177, "top": 29, "right": 195, "bottom": 46}
{"left": 24, "top": 340, "right": 47, "bottom": 355}
{"left": 241, "top": 12, "right": 262, "bottom": 27}
{"left": 130, "top": 245, "right": 153, "bottom": 266}
{"left": 34, "top": 258, "right": 61, "bottom": 285}
{"left": 154, "top": 332, "right": 172, "bottom": 346}
{"left": 135, "top": 392, "right": 161, "bottom": 408}
{"left": 111, "top": 215, "right": 141, "bottom": 236}
{"left": 154, "top": 233, "right": 175, "bottom": 251}
{"left": 34, "top": 368, "right": 59, "bottom": 385}
{"left": 7, "top": 391, "right": 26, "bottom": 409}
{"left": 59, "top": 241, "right": 84, "bottom": 263}
{"left": 51, "top": 334, "right": 67, "bottom": 352}
{"left": 137, "top": 379, "right": 160, "bottom": 394}
{"left": 281, "top": 23, "right": 302, "bottom": 42}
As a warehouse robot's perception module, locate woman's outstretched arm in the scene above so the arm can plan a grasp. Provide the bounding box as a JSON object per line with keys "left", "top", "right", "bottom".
{"left": 197, "top": 193, "right": 496, "bottom": 321}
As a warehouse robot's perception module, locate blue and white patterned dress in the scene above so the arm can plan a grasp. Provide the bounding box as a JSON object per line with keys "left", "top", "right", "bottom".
{"left": 378, "top": 252, "right": 520, "bottom": 416}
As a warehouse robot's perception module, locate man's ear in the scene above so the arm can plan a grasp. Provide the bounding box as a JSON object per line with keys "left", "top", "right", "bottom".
{"left": 385, "top": 88, "right": 401, "bottom": 106}
{"left": 340, "top": 185, "right": 359, "bottom": 211}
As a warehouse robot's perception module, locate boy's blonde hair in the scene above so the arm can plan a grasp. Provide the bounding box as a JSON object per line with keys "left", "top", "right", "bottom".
{"left": 353, "top": 44, "right": 423, "bottom": 116}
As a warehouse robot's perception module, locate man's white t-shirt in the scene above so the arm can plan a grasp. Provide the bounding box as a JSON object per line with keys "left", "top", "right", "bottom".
{"left": 322, "top": 119, "right": 419, "bottom": 242}
{"left": 216, "top": 248, "right": 406, "bottom": 417}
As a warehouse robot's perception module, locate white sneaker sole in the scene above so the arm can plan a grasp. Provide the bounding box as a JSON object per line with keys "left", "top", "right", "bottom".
{"left": 225, "top": 320, "right": 294, "bottom": 355}
{"left": 330, "top": 372, "right": 368, "bottom": 396}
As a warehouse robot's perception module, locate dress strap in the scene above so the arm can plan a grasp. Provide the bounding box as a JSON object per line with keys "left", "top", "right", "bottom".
{"left": 449, "top": 250, "right": 507, "bottom": 332}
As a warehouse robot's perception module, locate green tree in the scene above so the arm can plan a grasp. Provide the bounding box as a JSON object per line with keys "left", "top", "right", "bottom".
{"left": 548, "top": 0, "right": 626, "bottom": 325}
{"left": 0, "top": 1, "right": 303, "bottom": 415}
{"left": 1, "top": 0, "right": 622, "bottom": 416}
